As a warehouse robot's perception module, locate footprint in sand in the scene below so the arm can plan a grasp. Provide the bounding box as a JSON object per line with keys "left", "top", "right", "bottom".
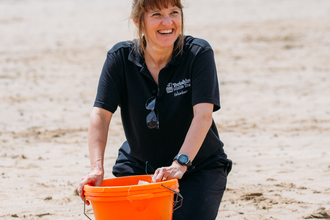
{"left": 304, "top": 207, "right": 330, "bottom": 219}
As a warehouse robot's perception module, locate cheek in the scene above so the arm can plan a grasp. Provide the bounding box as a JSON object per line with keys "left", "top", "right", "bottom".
{"left": 175, "top": 22, "right": 182, "bottom": 32}
{"left": 175, "top": 18, "right": 182, "bottom": 29}
{"left": 144, "top": 22, "right": 157, "bottom": 34}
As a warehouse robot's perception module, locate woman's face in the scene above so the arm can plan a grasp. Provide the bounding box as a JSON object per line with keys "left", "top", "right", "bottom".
{"left": 143, "top": 4, "right": 182, "bottom": 51}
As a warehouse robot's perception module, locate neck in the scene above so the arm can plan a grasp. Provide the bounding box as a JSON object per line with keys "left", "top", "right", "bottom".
{"left": 144, "top": 45, "right": 173, "bottom": 69}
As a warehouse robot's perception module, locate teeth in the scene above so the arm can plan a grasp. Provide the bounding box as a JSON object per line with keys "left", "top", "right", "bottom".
{"left": 159, "top": 30, "right": 172, "bottom": 34}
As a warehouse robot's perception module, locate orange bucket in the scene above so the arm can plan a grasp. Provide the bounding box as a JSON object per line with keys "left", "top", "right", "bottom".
{"left": 83, "top": 175, "right": 182, "bottom": 220}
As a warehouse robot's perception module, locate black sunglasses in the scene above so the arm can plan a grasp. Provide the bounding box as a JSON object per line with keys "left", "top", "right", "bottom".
{"left": 145, "top": 97, "right": 159, "bottom": 129}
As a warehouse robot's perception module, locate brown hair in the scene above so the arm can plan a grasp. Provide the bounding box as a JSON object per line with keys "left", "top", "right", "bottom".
{"left": 130, "top": 0, "right": 184, "bottom": 56}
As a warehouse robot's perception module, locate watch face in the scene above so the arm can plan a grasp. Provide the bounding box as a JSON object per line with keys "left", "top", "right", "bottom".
{"left": 179, "top": 154, "right": 188, "bottom": 163}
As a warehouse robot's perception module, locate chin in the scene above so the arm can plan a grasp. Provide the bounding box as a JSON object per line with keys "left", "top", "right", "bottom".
{"left": 157, "top": 37, "right": 179, "bottom": 48}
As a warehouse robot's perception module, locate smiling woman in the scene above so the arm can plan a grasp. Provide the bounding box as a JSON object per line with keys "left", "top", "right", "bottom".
{"left": 78, "top": 0, "right": 231, "bottom": 220}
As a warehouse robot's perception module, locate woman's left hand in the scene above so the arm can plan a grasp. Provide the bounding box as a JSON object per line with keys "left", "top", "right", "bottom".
{"left": 152, "top": 160, "right": 188, "bottom": 182}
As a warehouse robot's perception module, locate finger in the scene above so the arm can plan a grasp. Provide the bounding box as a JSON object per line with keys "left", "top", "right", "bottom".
{"left": 152, "top": 173, "right": 161, "bottom": 183}
{"left": 163, "top": 173, "right": 173, "bottom": 181}
{"left": 158, "top": 168, "right": 167, "bottom": 181}
{"left": 78, "top": 183, "right": 83, "bottom": 197}
{"left": 154, "top": 168, "right": 160, "bottom": 176}
{"left": 153, "top": 168, "right": 165, "bottom": 183}
{"left": 79, "top": 185, "right": 85, "bottom": 201}
{"left": 158, "top": 167, "right": 169, "bottom": 182}
{"left": 79, "top": 182, "right": 90, "bottom": 205}
{"left": 85, "top": 198, "right": 90, "bottom": 206}
{"left": 152, "top": 169, "right": 161, "bottom": 182}
{"left": 82, "top": 190, "right": 91, "bottom": 206}
{"left": 162, "top": 171, "right": 171, "bottom": 181}
{"left": 80, "top": 194, "right": 85, "bottom": 202}
{"left": 78, "top": 178, "right": 89, "bottom": 200}
{"left": 78, "top": 179, "right": 88, "bottom": 194}
{"left": 95, "top": 178, "right": 103, "bottom": 186}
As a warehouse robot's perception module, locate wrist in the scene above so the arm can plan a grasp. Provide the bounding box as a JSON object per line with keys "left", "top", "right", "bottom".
{"left": 173, "top": 153, "right": 192, "bottom": 168}
{"left": 91, "top": 164, "right": 104, "bottom": 174}
{"left": 91, "top": 158, "right": 104, "bottom": 171}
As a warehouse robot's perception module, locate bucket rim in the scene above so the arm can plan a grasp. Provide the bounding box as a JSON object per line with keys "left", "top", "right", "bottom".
{"left": 84, "top": 175, "right": 179, "bottom": 193}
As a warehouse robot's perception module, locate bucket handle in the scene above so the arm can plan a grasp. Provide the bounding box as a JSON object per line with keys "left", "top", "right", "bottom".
{"left": 161, "top": 185, "right": 183, "bottom": 211}
{"left": 84, "top": 198, "right": 92, "bottom": 220}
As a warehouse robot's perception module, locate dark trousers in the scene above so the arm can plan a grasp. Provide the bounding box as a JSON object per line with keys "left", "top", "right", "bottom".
{"left": 113, "top": 150, "right": 231, "bottom": 220}
{"left": 173, "top": 160, "right": 228, "bottom": 220}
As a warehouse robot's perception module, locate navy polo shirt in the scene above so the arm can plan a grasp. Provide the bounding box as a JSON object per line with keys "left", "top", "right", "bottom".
{"left": 94, "top": 35, "right": 227, "bottom": 170}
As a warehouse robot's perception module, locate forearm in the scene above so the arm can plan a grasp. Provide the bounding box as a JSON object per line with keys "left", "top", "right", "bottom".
{"left": 152, "top": 103, "right": 213, "bottom": 182}
{"left": 178, "top": 110, "right": 212, "bottom": 162}
{"left": 88, "top": 108, "right": 112, "bottom": 172}
{"left": 78, "top": 107, "right": 112, "bottom": 201}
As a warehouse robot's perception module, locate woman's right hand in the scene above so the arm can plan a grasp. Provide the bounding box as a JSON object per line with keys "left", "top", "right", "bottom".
{"left": 78, "top": 169, "right": 104, "bottom": 205}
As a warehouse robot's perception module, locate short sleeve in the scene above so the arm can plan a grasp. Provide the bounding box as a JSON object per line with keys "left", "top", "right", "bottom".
{"left": 94, "top": 51, "right": 123, "bottom": 113}
{"left": 191, "top": 48, "right": 220, "bottom": 111}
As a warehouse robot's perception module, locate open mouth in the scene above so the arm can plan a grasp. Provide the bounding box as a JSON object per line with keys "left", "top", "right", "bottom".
{"left": 158, "top": 29, "right": 173, "bottom": 35}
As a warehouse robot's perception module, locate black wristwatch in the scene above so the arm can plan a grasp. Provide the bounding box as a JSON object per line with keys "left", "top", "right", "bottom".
{"left": 174, "top": 154, "right": 192, "bottom": 168}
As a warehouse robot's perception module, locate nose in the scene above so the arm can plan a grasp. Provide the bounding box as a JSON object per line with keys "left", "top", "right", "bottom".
{"left": 162, "top": 15, "right": 172, "bottom": 26}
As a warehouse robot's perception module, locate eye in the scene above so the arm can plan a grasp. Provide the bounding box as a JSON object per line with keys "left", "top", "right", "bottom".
{"left": 171, "top": 10, "right": 179, "bottom": 15}
{"left": 152, "top": 13, "right": 161, "bottom": 17}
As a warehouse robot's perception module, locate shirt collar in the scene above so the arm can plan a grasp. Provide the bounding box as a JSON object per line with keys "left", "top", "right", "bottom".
{"left": 128, "top": 41, "right": 144, "bottom": 68}
{"left": 128, "top": 36, "right": 183, "bottom": 68}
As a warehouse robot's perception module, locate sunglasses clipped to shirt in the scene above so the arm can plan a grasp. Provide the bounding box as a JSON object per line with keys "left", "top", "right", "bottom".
{"left": 145, "top": 97, "right": 159, "bottom": 129}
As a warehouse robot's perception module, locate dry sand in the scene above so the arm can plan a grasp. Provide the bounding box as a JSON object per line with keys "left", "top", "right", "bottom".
{"left": 1, "top": 0, "right": 330, "bottom": 219}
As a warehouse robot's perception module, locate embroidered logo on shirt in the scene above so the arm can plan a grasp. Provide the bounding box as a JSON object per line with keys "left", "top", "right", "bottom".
{"left": 166, "top": 79, "right": 191, "bottom": 95}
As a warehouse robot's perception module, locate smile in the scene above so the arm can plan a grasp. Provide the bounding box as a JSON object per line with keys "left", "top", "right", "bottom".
{"left": 158, "top": 29, "right": 173, "bottom": 35}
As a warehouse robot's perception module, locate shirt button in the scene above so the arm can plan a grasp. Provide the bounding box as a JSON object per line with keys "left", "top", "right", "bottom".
{"left": 152, "top": 90, "right": 156, "bottom": 94}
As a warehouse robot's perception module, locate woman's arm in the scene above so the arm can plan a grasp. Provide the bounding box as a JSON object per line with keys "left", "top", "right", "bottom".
{"left": 78, "top": 107, "right": 112, "bottom": 204}
{"left": 88, "top": 107, "right": 112, "bottom": 172}
{"left": 152, "top": 102, "right": 213, "bottom": 182}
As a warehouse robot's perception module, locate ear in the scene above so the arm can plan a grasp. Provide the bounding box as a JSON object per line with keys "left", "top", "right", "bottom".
{"left": 133, "top": 19, "right": 139, "bottom": 28}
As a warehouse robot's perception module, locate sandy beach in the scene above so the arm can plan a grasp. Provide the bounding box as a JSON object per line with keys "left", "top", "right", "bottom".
{"left": 1, "top": 0, "right": 330, "bottom": 219}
